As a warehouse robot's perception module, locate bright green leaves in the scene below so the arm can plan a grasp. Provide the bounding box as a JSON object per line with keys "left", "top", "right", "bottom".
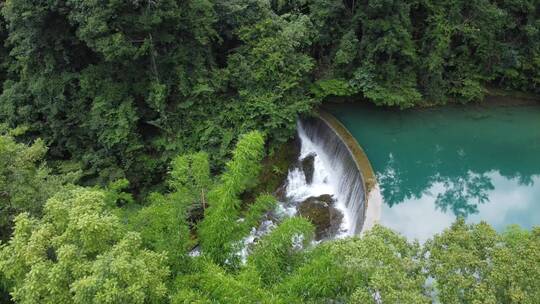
{"left": 278, "top": 225, "right": 428, "bottom": 303}
{"left": 425, "top": 220, "right": 540, "bottom": 303}
{"left": 198, "top": 131, "right": 270, "bottom": 268}
{"left": 219, "top": 131, "right": 266, "bottom": 196}
{"left": 247, "top": 217, "right": 314, "bottom": 286}
{"left": 242, "top": 194, "right": 277, "bottom": 232}
{"left": 343, "top": 227, "right": 428, "bottom": 303}
{"left": 70, "top": 232, "right": 169, "bottom": 304}
{"left": 169, "top": 152, "right": 212, "bottom": 197}
{"left": 0, "top": 131, "right": 75, "bottom": 241}
{"left": 176, "top": 261, "right": 277, "bottom": 304}
{"left": 129, "top": 151, "right": 213, "bottom": 275}
{"left": 0, "top": 188, "right": 169, "bottom": 304}
{"left": 43, "top": 189, "right": 122, "bottom": 256}
{"left": 491, "top": 226, "right": 540, "bottom": 303}
{"left": 425, "top": 220, "right": 501, "bottom": 303}
{"left": 129, "top": 193, "right": 191, "bottom": 275}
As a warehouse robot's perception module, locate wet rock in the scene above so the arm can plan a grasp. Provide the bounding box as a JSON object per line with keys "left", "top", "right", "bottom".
{"left": 274, "top": 183, "right": 288, "bottom": 202}
{"left": 300, "top": 153, "right": 316, "bottom": 184}
{"left": 298, "top": 194, "right": 343, "bottom": 240}
{"left": 291, "top": 134, "right": 302, "bottom": 159}
{"left": 270, "top": 135, "right": 302, "bottom": 201}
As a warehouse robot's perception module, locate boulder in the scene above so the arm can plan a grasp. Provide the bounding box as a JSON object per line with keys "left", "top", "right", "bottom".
{"left": 298, "top": 194, "right": 343, "bottom": 240}
{"left": 300, "top": 153, "right": 316, "bottom": 184}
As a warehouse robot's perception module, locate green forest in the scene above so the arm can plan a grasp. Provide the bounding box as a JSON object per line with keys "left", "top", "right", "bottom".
{"left": 0, "top": 0, "right": 539, "bottom": 303}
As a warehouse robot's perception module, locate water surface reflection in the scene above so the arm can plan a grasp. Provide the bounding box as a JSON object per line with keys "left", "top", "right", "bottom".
{"left": 329, "top": 103, "right": 540, "bottom": 240}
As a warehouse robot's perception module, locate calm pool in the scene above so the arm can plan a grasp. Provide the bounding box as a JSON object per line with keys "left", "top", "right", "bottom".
{"left": 329, "top": 102, "right": 540, "bottom": 241}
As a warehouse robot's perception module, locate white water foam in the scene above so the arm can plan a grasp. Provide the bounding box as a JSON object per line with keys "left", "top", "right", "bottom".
{"left": 283, "top": 121, "right": 354, "bottom": 237}
{"left": 236, "top": 118, "right": 371, "bottom": 261}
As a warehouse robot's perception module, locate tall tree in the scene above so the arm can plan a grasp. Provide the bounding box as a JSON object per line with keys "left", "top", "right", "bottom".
{"left": 425, "top": 219, "right": 540, "bottom": 303}
{"left": 0, "top": 188, "right": 169, "bottom": 304}
{"left": 0, "top": 129, "right": 75, "bottom": 241}
{"left": 198, "top": 131, "right": 275, "bottom": 268}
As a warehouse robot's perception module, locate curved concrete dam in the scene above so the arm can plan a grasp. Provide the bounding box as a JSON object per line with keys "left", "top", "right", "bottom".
{"left": 281, "top": 112, "right": 381, "bottom": 238}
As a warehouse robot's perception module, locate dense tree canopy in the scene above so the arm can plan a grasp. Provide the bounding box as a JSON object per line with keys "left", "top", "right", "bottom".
{"left": 0, "top": 0, "right": 537, "bottom": 189}
{"left": 0, "top": 131, "right": 537, "bottom": 303}
{"left": 0, "top": 128, "right": 77, "bottom": 241}
{"left": 0, "top": 0, "right": 538, "bottom": 303}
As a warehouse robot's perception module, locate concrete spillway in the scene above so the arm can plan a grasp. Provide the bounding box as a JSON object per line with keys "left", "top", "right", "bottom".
{"left": 284, "top": 113, "right": 381, "bottom": 236}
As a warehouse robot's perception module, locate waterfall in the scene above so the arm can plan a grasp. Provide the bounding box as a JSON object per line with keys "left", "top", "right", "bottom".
{"left": 234, "top": 116, "right": 371, "bottom": 261}
{"left": 284, "top": 118, "right": 367, "bottom": 236}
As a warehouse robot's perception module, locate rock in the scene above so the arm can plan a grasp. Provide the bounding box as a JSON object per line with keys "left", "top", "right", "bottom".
{"left": 300, "top": 153, "right": 316, "bottom": 184}
{"left": 297, "top": 195, "right": 343, "bottom": 240}
{"left": 271, "top": 135, "right": 302, "bottom": 201}
{"left": 274, "top": 183, "right": 288, "bottom": 202}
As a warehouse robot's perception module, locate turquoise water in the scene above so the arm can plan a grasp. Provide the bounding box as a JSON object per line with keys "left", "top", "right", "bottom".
{"left": 329, "top": 103, "right": 540, "bottom": 241}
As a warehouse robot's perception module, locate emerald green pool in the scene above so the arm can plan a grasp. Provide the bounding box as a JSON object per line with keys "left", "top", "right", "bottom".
{"left": 329, "top": 103, "right": 540, "bottom": 241}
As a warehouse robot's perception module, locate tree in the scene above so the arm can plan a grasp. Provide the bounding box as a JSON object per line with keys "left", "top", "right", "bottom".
{"left": 277, "top": 225, "right": 429, "bottom": 303}
{"left": 494, "top": 0, "right": 540, "bottom": 93}
{"left": 417, "top": 0, "right": 507, "bottom": 102}
{"left": 277, "top": 226, "right": 430, "bottom": 303}
{"left": 425, "top": 219, "right": 540, "bottom": 303}
{"left": 225, "top": 12, "right": 318, "bottom": 142}
{"left": 174, "top": 260, "right": 278, "bottom": 304}
{"left": 0, "top": 128, "right": 75, "bottom": 240}
{"left": 350, "top": 0, "right": 421, "bottom": 107}
{"left": 247, "top": 217, "right": 314, "bottom": 286}
{"left": 0, "top": 188, "right": 169, "bottom": 304}
{"left": 128, "top": 152, "right": 213, "bottom": 275}
{"left": 129, "top": 193, "right": 191, "bottom": 276}
{"left": 198, "top": 131, "right": 276, "bottom": 268}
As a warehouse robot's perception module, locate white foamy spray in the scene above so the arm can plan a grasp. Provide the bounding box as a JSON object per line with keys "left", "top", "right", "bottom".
{"left": 283, "top": 119, "right": 367, "bottom": 236}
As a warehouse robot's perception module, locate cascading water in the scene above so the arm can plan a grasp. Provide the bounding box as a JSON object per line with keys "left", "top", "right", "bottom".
{"left": 283, "top": 118, "right": 367, "bottom": 237}
{"left": 235, "top": 116, "right": 371, "bottom": 261}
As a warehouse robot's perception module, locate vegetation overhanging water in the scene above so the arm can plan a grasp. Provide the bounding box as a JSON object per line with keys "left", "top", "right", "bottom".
{"left": 0, "top": 0, "right": 539, "bottom": 302}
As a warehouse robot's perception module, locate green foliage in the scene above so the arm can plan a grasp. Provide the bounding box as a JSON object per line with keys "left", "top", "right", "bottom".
{"left": 425, "top": 219, "right": 540, "bottom": 303}
{"left": 306, "top": 0, "right": 539, "bottom": 105}
{"left": 0, "top": 130, "right": 76, "bottom": 240}
{"left": 242, "top": 194, "right": 277, "bottom": 231}
{"left": 310, "top": 78, "right": 355, "bottom": 99}
{"left": 129, "top": 193, "right": 191, "bottom": 275}
{"left": 198, "top": 131, "right": 269, "bottom": 268}
{"left": 226, "top": 13, "right": 318, "bottom": 142}
{"left": 247, "top": 217, "right": 314, "bottom": 286}
{"left": 70, "top": 232, "right": 169, "bottom": 304}
{"left": 0, "top": 0, "right": 318, "bottom": 191}
{"left": 351, "top": 0, "right": 422, "bottom": 107}
{"left": 0, "top": 178, "right": 538, "bottom": 303}
{"left": 169, "top": 152, "right": 211, "bottom": 196}
{"left": 176, "top": 261, "right": 278, "bottom": 304}
{"left": 0, "top": 1, "right": 539, "bottom": 303}
{"left": 0, "top": 188, "right": 169, "bottom": 304}
{"left": 129, "top": 151, "right": 214, "bottom": 275}
{"left": 0, "top": 0, "right": 538, "bottom": 195}
{"left": 278, "top": 225, "right": 428, "bottom": 303}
